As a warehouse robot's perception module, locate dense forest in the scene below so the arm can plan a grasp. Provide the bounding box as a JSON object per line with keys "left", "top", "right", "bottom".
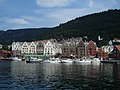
{"left": 0, "top": 28, "right": 50, "bottom": 44}
{"left": 0, "top": 9, "right": 120, "bottom": 45}
{"left": 42, "top": 9, "right": 120, "bottom": 45}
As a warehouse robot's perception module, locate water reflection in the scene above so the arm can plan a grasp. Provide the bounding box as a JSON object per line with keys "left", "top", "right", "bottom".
{"left": 0, "top": 61, "right": 120, "bottom": 89}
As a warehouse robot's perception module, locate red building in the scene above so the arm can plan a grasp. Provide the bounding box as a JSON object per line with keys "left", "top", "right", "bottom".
{"left": 86, "top": 41, "right": 97, "bottom": 57}
{"left": 0, "top": 50, "right": 12, "bottom": 58}
{"left": 76, "top": 40, "right": 97, "bottom": 59}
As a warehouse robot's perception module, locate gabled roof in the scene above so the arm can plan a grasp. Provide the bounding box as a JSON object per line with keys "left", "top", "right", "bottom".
{"left": 77, "top": 40, "right": 85, "bottom": 46}
{"left": 19, "top": 42, "right": 24, "bottom": 46}
{"left": 86, "top": 40, "right": 96, "bottom": 47}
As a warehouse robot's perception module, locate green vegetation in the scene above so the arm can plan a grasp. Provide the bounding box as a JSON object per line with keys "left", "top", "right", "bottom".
{"left": 0, "top": 9, "right": 120, "bottom": 45}
{"left": 42, "top": 9, "right": 120, "bottom": 45}
{"left": 0, "top": 28, "right": 50, "bottom": 44}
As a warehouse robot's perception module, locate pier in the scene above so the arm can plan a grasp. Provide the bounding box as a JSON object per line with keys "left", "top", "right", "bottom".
{"left": 101, "top": 60, "right": 120, "bottom": 64}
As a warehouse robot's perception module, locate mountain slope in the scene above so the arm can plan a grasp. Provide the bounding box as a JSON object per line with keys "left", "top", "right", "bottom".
{"left": 42, "top": 9, "right": 120, "bottom": 44}
{"left": 0, "top": 9, "right": 120, "bottom": 45}
{"left": 0, "top": 28, "right": 50, "bottom": 44}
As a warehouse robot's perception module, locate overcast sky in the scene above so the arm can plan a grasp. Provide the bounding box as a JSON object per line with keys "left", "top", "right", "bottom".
{"left": 0, "top": 0, "right": 120, "bottom": 30}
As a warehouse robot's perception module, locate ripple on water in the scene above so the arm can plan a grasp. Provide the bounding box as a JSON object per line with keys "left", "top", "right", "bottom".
{"left": 0, "top": 61, "right": 120, "bottom": 90}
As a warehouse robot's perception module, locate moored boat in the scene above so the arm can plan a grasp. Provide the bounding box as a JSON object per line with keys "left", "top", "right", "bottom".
{"left": 26, "top": 57, "right": 42, "bottom": 63}
{"left": 60, "top": 59, "right": 73, "bottom": 63}
{"left": 74, "top": 59, "right": 92, "bottom": 64}
{"left": 50, "top": 58, "right": 61, "bottom": 63}
{"left": 12, "top": 57, "right": 22, "bottom": 61}
{"left": 43, "top": 58, "right": 61, "bottom": 63}
{"left": 91, "top": 58, "right": 101, "bottom": 65}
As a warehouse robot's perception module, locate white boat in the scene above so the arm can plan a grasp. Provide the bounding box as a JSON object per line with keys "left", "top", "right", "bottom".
{"left": 43, "top": 58, "right": 61, "bottom": 63}
{"left": 43, "top": 59, "right": 50, "bottom": 63}
{"left": 60, "top": 59, "right": 73, "bottom": 63}
{"left": 91, "top": 58, "right": 101, "bottom": 65}
{"left": 49, "top": 60, "right": 61, "bottom": 63}
{"left": 12, "top": 57, "right": 22, "bottom": 61}
{"left": 50, "top": 58, "right": 61, "bottom": 63}
{"left": 26, "top": 57, "right": 42, "bottom": 63}
{"left": 74, "top": 59, "right": 92, "bottom": 64}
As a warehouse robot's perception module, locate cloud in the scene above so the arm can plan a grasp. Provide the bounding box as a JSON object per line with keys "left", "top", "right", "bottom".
{"left": 45, "top": 8, "right": 86, "bottom": 21}
{"left": 5, "top": 18, "right": 29, "bottom": 25}
{"left": 22, "top": 16, "right": 41, "bottom": 22}
{"left": 36, "top": 0, "right": 75, "bottom": 7}
{"left": 88, "top": 0, "right": 94, "bottom": 7}
{"left": 87, "top": 0, "right": 120, "bottom": 8}
{"left": 43, "top": 8, "right": 107, "bottom": 24}
{"left": 1, "top": 0, "right": 119, "bottom": 30}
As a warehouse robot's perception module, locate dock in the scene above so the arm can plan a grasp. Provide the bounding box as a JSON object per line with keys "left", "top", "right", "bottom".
{"left": 101, "top": 60, "right": 120, "bottom": 64}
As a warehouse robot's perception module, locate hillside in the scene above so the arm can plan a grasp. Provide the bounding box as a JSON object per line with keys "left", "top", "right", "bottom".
{"left": 42, "top": 9, "right": 120, "bottom": 44}
{"left": 0, "top": 9, "right": 120, "bottom": 45}
{"left": 0, "top": 28, "right": 50, "bottom": 45}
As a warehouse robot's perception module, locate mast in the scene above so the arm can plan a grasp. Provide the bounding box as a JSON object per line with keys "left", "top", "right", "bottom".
{"left": 85, "top": 40, "right": 87, "bottom": 60}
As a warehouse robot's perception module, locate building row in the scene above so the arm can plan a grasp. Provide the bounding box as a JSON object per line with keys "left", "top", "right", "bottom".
{"left": 12, "top": 38, "right": 100, "bottom": 59}
{"left": 10, "top": 37, "right": 120, "bottom": 60}
{"left": 12, "top": 39, "right": 61, "bottom": 57}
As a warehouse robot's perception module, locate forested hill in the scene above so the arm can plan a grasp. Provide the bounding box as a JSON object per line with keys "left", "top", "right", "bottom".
{"left": 0, "top": 9, "right": 120, "bottom": 45}
{"left": 0, "top": 28, "right": 50, "bottom": 44}
{"left": 42, "top": 9, "right": 120, "bottom": 44}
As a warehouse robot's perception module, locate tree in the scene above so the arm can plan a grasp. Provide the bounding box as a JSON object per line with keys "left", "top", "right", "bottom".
{"left": 2, "top": 45, "right": 9, "bottom": 50}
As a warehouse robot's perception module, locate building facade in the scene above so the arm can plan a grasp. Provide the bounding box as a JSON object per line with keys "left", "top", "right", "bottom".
{"left": 12, "top": 42, "right": 23, "bottom": 56}
{"left": 76, "top": 40, "right": 85, "bottom": 58}
{"left": 44, "top": 40, "right": 61, "bottom": 56}
{"left": 61, "top": 39, "right": 97, "bottom": 59}
{"left": 36, "top": 41, "right": 44, "bottom": 55}
{"left": 12, "top": 39, "right": 62, "bottom": 57}
{"left": 62, "top": 41, "right": 76, "bottom": 58}
{"left": 12, "top": 38, "right": 98, "bottom": 59}
{"left": 86, "top": 41, "right": 97, "bottom": 57}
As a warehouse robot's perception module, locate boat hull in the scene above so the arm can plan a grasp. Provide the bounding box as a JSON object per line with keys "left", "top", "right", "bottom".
{"left": 74, "top": 59, "right": 92, "bottom": 64}
{"left": 60, "top": 59, "right": 73, "bottom": 63}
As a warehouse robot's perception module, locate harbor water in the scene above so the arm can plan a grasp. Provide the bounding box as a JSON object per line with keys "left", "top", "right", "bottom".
{"left": 0, "top": 60, "right": 120, "bottom": 90}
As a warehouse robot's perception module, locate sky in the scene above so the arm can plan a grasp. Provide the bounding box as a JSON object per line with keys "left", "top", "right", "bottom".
{"left": 0, "top": 0, "right": 120, "bottom": 30}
